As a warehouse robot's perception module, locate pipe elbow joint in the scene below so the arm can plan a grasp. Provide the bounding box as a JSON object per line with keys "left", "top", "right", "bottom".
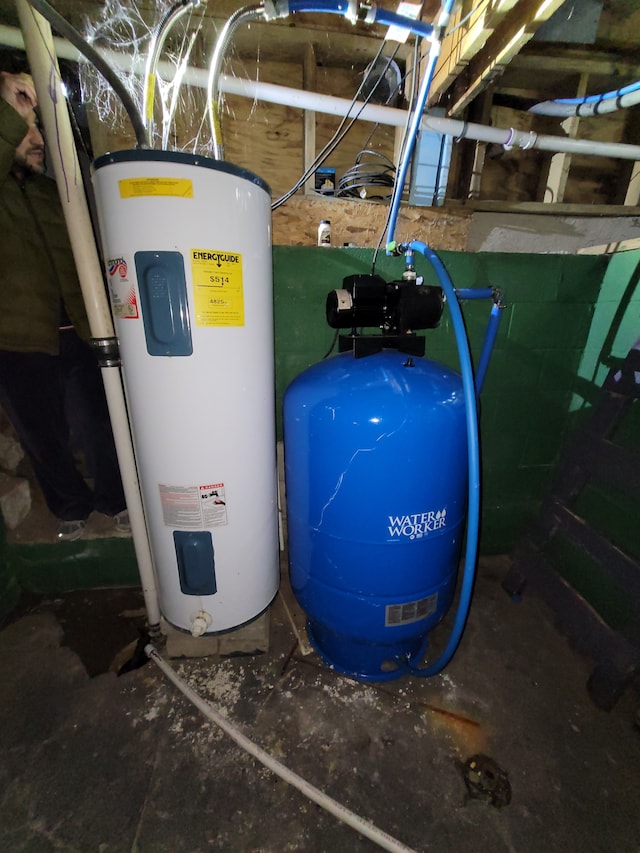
{"left": 492, "top": 287, "right": 507, "bottom": 308}
{"left": 344, "top": 0, "right": 359, "bottom": 24}
{"left": 386, "top": 240, "right": 412, "bottom": 256}
{"left": 267, "top": 0, "right": 290, "bottom": 19}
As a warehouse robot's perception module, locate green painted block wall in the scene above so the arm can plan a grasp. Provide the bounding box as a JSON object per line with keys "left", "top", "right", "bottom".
{"left": 273, "top": 246, "right": 609, "bottom": 555}
{"left": 549, "top": 249, "right": 640, "bottom": 638}
{"left": 7, "top": 245, "right": 637, "bottom": 633}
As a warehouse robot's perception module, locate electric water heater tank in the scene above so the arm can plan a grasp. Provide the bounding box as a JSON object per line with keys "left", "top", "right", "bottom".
{"left": 284, "top": 349, "right": 468, "bottom": 681}
{"left": 92, "top": 150, "right": 279, "bottom": 636}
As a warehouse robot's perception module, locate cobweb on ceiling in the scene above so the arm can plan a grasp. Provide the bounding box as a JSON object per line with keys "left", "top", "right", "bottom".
{"left": 78, "top": 0, "right": 247, "bottom": 155}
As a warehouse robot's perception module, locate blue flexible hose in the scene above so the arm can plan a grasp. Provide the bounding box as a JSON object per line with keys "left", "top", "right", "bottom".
{"left": 406, "top": 241, "right": 481, "bottom": 676}
{"left": 385, "top": 0, "right": 456, "bottom": 249}
{"left": 286, "top": 0, "right": 352, "bottom": 14}
{"left": 475, "top": 303, "right": 502, "bottom": 396}
{"left": 455, "top": 288, "right": 494, "bottom": 300}
{"left": 556, "top": 78, "right": 640, "bottom": 105}
{"left": 530, "top": 78, "right": 640, "bottom": 117}
{"left": 370, "top": 7, "right": 434, "bottom": 38}
{"left": 385, "top": 50, "right": 440, "bottom": 248}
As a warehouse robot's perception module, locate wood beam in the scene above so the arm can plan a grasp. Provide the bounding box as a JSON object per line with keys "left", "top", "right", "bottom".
{"left": 443, "top": 0, "right": 568, "bottom": 116}
{"left": 542, "top": 73, "right": 588, "bottom": 204}
{"left": 614, "top": 108, "right": 640, "bottom": 206}
{"left": 508, "top": 46, "right": 640, "bottom": 80}
{"left": 430, "top": 0, "right": 520, "bottom": 103}
{"left": 463, "top": 199, "right": 640, "bottom": 216}
{"left": 623, "top": 163, "right": 640, "bottom": 207}
{"left": 467, "top": 88, "right": 495, "bottom": 200}
{"left": 303, "top": 43, "right": 317, "bottom": 196}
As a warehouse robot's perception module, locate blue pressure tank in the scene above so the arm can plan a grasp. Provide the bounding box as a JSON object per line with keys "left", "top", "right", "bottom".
{"left": 284, "top": 347, "right": 468, "bottom": 682}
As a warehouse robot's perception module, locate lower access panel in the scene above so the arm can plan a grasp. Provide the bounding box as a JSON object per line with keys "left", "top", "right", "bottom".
{"left": 174, "top": 531, "right": 217, "bottom": 596}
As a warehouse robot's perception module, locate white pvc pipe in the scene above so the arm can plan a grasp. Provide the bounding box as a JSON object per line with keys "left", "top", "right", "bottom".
{"left": 145, "top": 644, "right": 417, "bottom": 853}
{"left": 530, "top": 87, "right": 640, "bottom": 118}
{"left": 1, "top": 23, "right": 640, "bottom": 162}
{"left": 14, "top": 4, "right": 161, "bottom": 628}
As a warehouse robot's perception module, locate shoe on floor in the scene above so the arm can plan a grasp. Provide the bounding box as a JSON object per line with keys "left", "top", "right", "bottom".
{"left": 113, "top": 509, "right": 131, "bottom": 535}
{"left": 57, "top": 519, "right": 86, "bottom": 542}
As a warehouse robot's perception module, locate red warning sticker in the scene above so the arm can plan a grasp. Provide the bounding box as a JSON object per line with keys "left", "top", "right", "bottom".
{"left": 159, "top": 482, "right": 228, "bottom": 528}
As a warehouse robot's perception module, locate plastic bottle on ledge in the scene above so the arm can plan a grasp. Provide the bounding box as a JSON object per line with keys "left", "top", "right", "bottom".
{"left": 317, "top": 220, "right": 331, "bottom": 247}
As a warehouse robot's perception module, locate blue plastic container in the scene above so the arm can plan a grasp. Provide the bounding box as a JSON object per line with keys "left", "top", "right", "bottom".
{"left": 283, "top": 349, "right": 468, "bottom": 681}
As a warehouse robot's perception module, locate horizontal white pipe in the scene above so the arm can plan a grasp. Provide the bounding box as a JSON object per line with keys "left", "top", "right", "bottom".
{"left": 2, "top": 23, "right": 640, "bottom": 162}
{"left": 530, "top": 87, "right": 640, "bottom": 118}
{"left": 221, "top": 75, "right": 640, "bottom": 162}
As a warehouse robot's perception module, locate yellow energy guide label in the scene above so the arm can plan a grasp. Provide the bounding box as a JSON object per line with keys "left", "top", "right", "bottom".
{"left": 118, "top": 177, "right": 194, "bottom": 198}
{"left": 190, "top": 248, "right": 244, "bottom": 327}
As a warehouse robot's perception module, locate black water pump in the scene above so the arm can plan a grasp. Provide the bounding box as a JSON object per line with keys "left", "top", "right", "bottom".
{"left": 325, "top": 273, "right": 444, "bottom": 356}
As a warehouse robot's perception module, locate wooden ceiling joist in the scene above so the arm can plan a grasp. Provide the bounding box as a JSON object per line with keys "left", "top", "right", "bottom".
{"left": 429, "top": 0, "right": 520, "bottom": 103}
{"left": 431, "top": 0, "right": 568, "bottom": 116}
{"left": 509, "top": 46, "right": 640, "bottom": 80}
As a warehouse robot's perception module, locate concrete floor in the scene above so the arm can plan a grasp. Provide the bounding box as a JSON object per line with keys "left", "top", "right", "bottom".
{"left": 1, "top": 555, "right": 639, "bottom": 853}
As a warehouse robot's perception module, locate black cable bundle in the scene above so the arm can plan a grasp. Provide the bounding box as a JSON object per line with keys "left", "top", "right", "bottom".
{"left": 337, "top": 149, "right": 396, "bottom": 201}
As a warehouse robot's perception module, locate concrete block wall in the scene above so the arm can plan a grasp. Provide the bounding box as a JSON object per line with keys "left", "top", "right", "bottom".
{"left": 5, "top": 245, "right": 639, "bottom": 639}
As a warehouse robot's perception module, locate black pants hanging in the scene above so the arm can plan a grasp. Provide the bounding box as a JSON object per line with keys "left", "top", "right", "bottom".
{"left": 0, "top": 329, "right": 126, "bottom": 521}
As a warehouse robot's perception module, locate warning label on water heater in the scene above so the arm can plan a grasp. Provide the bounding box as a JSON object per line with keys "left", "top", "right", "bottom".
{"left": 159, "top": 482, "right": 228, "bottom": 529}
{"left": 118, "top": 177, "right": 194, "bottom": 198}
{"left": 107, "top": 257, "right": 139, "bottom": 319}
{"left": 190, "top": 248, "right": 244, "bottom": 327}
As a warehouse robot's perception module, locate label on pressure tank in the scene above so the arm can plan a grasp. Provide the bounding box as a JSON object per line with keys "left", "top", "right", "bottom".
{"left": 385, "top": 593, "right": 438, "bottom": 626}
{"left": 387, "top": 508, "right": 447, "bottom": 539}
{"left": 190, "top": 248, "right": 244, "bottom": 327}
{"left": 159, "top": 482, "right": 228, "bottom": 529}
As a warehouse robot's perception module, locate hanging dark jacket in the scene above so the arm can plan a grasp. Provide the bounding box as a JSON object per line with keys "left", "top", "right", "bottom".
{"left": 0, "top": 97, "right": 91, "bottom": 355}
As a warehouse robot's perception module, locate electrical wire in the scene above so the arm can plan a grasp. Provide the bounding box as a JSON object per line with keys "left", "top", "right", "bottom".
{"left": 336, "top": 149, "right": 396, "bottom": 200}
{"left": 321, "top": 328, "right": 339, "bottom": 359}
{"left": 208, "top": 4, "right": 267, "bottom": 159}
{"left": 443, "top": 0, "right": 487, "bottom": 38}
{"left": 354, "top": 37, "right": 421, "bottom": 159}
{"left": 271, "top": 42, "right": 399, "bottom": 211}
{"left": 271, "top": 42, "right": 392, "bottom": 210}
{"left": 27, "top": 0, "right": 148, "bottom": 147}
{"left": 530, "top": 78, "right": 640, "bottom": 117}
{"left": 143, "top": 0, "right": 202, "bottom": 146}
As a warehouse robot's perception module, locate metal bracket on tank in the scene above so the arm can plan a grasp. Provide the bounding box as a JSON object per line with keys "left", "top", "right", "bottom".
{"left": 338, "top": 334, "right": 426, "bottom": 358}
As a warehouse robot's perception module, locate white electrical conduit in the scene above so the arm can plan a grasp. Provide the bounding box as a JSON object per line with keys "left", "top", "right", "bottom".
{"left": 145, "top": 644, "right": 417, "bottom": 853}
{"left": 530, "top": 84, "right": 640, "bottom": 118}
{"left": 13, "top": 4, "right": 161, "bottom": 629}
{"left": 206, "top": 4, "right": 267, "bottom": 159}
{"left": 143, "top": 0, "right": 204, "bottom": 144}
{"left": 2, "top": 23, "right": 640, "bottom": 162}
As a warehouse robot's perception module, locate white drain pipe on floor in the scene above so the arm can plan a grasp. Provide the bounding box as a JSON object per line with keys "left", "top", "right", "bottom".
{"left": 145, "top": 643, "right": 417, "bottom": 853}
{"left": 14, "top": 2, "right": 161, "bottom": 630}
{"left": 1, "top": 23, "right": 640, "bottom": 162}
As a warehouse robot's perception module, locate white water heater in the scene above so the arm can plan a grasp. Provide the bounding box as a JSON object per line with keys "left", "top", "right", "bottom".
{"left": 92, "top": 150, "right": 279, "bottom": 635}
